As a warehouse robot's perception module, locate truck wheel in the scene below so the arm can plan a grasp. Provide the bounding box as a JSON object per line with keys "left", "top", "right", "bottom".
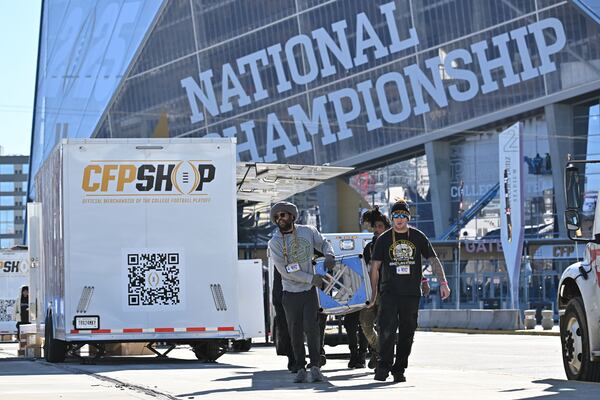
{"left": 192, "top": 341, "right": 225, "bottom": 362}
{"left": 560, "top": 297, "right": 600, "bottom": 382}
{"left": 44, "top": 313, "right": 66, "bottom": 363}
{"left": 232, "top": 339, "right": 252, "bottom": 352}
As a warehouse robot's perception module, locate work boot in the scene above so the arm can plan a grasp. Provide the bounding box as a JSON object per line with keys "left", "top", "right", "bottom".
{"left": 355, "top": 352, "right": 366, "bottom": 368}
{"left": 309, "top": 366, "right": 324, "bottom": 382}
{"left": 392, "top": 371, "right": 406, "bottom": 383}
{"left": 347, "top": 351, "right": 357, "bottom": 369}
{"left": 374, "top": 368, "right": 388, "bottom": 382}
{"left": 294, "top": 368, "right": 307, "bottom": 383}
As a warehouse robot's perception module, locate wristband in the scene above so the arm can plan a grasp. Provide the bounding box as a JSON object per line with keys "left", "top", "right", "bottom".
{"left": 421, "top": 277, "right": 428, "bottom": 283}
{"left": 440, "top": 280, "right": 449, "bottom": 286}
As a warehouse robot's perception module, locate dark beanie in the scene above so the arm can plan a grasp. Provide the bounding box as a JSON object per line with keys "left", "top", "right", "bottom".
{"left": 391, "top": 200, "right": 410, "bottom": 215}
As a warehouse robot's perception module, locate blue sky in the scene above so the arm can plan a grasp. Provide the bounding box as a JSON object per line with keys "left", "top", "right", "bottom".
{"left": 0, "top": 1, "right": 42, "bottom": 156}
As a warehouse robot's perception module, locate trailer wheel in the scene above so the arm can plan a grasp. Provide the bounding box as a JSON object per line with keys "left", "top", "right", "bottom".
{"left": 232, "top": 339, "right": 252, "bottom": 352}
{"left": 560, "top": 297, "right": 600, "bottom": 382}
{"left": 192, "top": 341, "right": 226, "bottom": 362}
{"left": 44, "top": 313, "right": 66, "bottom": 363}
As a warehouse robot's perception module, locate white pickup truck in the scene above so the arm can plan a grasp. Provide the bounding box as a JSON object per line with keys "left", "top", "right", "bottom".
{"left": 558, "top": 158, "right": 600, "bottom": 381}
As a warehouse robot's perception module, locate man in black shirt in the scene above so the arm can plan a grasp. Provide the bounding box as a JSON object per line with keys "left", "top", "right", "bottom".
{"left": 369, "top": 200, "right": 450, "bottom": 382}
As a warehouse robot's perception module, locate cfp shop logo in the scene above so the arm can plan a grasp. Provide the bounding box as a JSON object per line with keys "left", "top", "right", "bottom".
{"left": 81, "top": 161, "right": 215, "bottom": 195}
{"left": 1, "top": 260, "right": 27, "bottom": 274}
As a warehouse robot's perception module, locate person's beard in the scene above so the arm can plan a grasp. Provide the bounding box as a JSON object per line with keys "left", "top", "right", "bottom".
{"left": 278, "top": 219, "right": 293, "bottom": 232}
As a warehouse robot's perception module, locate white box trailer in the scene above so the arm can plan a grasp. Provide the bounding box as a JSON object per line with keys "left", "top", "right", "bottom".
{"left": 31, "top": 138, "right": 352, "bottom": 363}
{"left": 0, "top": 249, "right": 29, "bottom": 336}
{"left": 33, "top": 138, "right": 254, "bottom": 362}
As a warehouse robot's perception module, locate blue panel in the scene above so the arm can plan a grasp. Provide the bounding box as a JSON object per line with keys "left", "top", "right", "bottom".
{"left": 571, "top": 0, "right": 600, "bottom": 25}
{"left": 315, "top": 254, "right": 370, "bottom": 315}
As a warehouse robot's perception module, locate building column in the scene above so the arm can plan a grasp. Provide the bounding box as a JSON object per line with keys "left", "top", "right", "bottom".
{"left": 426, "top": 140, "right": 452, "bottom": 239}
{"left": 545, "top": 103, "right": 575, "bottom": 238}
{"left": 316, "top": 179, "right": 338, "bottom": 233}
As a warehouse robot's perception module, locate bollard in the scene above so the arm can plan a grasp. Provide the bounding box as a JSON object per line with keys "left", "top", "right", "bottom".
{"left": 541, "top": 310, "right": 554, "bottom": 330}
{"left": 524, "top": 309, "right": 536, "bottom": 329}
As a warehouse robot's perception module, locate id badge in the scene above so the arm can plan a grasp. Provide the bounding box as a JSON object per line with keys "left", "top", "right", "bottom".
{"left": 396, "top": 265, "right": 410, "bottom": 275}
{"left": 286, "top": 263, "right": 301, "bottom": 273}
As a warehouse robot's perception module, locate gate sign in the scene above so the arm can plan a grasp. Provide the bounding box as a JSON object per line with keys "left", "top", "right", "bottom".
{"left": 499, "top": 122, "right": 524, "bottom": 309}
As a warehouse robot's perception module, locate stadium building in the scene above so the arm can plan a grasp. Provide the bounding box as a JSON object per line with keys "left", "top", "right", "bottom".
{"left": 30, "top": 0, "right": 600, "bottom": 311}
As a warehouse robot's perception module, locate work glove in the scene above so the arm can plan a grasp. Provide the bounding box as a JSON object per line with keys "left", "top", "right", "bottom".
{"left": 311, "top": 274, "right": 326, "bottom": 287}
{"left": 324, "top": 254, "right": 336, "bottom": 272}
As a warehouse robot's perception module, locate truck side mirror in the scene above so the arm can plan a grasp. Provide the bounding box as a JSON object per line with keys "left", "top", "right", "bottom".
{"left": 565, "top": 209, "right": 581, "bottom": 231}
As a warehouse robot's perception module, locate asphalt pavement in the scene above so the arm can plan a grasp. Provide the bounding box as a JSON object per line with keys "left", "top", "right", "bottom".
{"left": 0, "top": 331, "right": 598, "bottom": 400}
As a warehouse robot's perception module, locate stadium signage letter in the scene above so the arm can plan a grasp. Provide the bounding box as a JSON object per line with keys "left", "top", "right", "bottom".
{"left": 181, "top": 2, "right": 566, "bottom": 162}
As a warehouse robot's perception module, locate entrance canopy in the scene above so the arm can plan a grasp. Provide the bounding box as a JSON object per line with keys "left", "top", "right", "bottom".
{"left": 236, "top": 163, "right": 353, "bottom": 205}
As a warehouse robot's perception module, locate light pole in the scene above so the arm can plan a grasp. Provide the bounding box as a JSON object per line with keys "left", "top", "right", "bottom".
{"left": 455, "top": 180, "right": 464, "bottom": 310}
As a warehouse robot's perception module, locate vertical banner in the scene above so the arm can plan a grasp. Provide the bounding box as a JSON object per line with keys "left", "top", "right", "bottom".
{"left": 499, "top": 122, "right": 525, "bottom": 309}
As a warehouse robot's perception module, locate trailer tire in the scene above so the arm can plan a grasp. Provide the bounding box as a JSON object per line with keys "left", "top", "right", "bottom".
{"left": 232, "top": 339, "right": 252, "bottom": 352}
{"left": 192, "top": 341, "right": 225, "bottom": 362}
{"left": 44, "top": 313, "right": 66, "bottom": 363}
{"left": 560, "top": 297, "right": 600, "bottom": 382}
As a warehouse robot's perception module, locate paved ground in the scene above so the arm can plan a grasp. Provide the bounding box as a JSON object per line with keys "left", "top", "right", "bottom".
{"left": 0, "top": 332, "right": 598, "bottom": 399}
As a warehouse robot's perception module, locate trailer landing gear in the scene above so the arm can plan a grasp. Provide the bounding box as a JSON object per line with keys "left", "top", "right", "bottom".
{"left": 145, "top": 342, "right": 176, "bottom": 358}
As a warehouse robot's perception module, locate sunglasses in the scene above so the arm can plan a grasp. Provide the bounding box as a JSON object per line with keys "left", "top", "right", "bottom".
{"left": 275, "top": 212, "right": 290, "bottom": 220}
{"left": 392, "top": 212, "right": 410, "bottom": 220}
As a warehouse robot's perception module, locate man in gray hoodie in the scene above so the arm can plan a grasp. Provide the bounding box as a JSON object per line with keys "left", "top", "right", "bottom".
{"left": 268, "top": 201, "right": 335, "bottom": 383}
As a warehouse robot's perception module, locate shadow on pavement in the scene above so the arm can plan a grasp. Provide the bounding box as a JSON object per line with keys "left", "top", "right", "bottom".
{"left": 178, "top": 369, "right": 400, "bottom": 397}
{"left": 0, "top": 357, "right": 252, "bottom": 376}
{"left": 510, "top": 378, "right": 600, "bottom": 400}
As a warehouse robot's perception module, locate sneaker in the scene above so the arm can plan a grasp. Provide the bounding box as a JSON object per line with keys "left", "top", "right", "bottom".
{"left": 309, "top": 366, "right": 324, "bottom": 382}
{"left": 294, "top": 368, "right": 307, "bottom": 383}
{"left": 374, "top": 369, "right": 388, "bottom": 382}
{"left": 392, "top": 372, "right": 406, "bottom": 383}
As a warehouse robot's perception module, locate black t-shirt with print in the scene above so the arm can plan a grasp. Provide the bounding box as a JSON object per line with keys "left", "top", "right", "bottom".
{"left": 371, "top": 227, "right": 436, "bottom": 296}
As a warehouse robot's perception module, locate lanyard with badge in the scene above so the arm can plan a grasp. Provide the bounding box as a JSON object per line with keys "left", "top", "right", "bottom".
{"left": 283, "top": 231, "right": 301, "bottom": 273}
{"left": 392, "top": 229, "right": 411, "bottom": 275}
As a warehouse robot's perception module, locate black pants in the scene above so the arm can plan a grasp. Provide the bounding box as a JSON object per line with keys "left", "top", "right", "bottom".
{"left": 319, "top": 312, "right": 327, "bottom": 355}
{"left": 377, "top": 294, "right": 420, "bottom": 374}
{"left": 282, "top": 288, "right": 321, "bottom": 370}
{"left": 343, "top": 311, "right": 367, "bottom": 354}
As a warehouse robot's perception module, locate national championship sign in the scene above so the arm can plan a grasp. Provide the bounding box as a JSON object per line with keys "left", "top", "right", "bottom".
{"left": 181, "top": 2, "right": 566, "bottom": 163}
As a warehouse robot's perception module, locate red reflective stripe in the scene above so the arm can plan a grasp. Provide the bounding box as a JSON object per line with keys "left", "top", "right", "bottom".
{"left": 218, "top": 326, "right": 235, "bottom": 331}
{"left": 155, "top": 328, "right": 174, "bottom": 333}
{"left": 123, "top": 328, "right": 143, "bottom": 333}
{"left": 92, "top": 329, "right": 111, "bottom": 334}
{"left": 186, "top": 327, "right": 206, "bottom": 332}
{"left": 71, "top": 330, "right": 79, "bottom": 334}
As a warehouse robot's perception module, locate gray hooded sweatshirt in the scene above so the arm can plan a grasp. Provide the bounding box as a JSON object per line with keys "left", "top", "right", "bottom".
{"left": 268, "top": 224, "right": 334, "bottom": 293}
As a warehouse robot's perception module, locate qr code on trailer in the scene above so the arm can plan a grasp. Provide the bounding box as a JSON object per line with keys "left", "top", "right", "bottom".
{"left": 0, "top": 299, "right": 16, "bottom": 322}
{"left": 127, "top": 253, "right": 181, "bottom": 306}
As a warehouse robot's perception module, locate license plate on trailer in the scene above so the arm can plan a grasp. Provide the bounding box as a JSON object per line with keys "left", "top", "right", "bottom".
{"left": 73, "top": 316, "right": 99, "bottom": 330}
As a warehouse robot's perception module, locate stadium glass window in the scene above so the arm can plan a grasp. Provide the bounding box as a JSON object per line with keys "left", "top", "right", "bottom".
{"left": 0, "top": 182, "right": 14, "bottom": 192}
{"left": 0, "top": 197, "right": 15, "bottom": 206}
{"left": 0, "top": 165, "right": 14, "bottom": 174}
